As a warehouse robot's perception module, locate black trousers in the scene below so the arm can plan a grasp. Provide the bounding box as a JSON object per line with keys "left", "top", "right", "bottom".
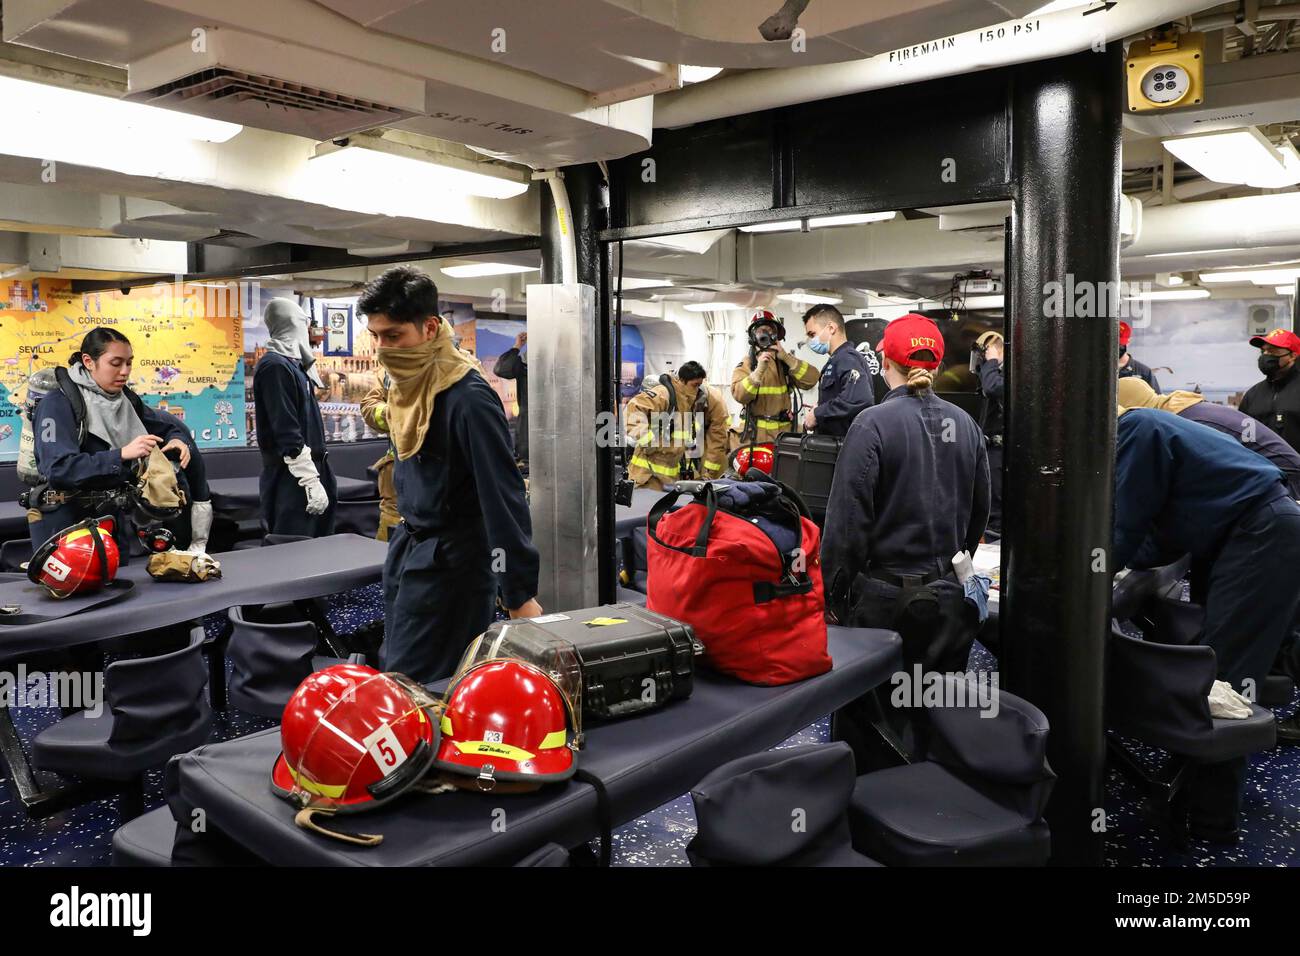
{"left": 986, "top": 444, "right": 1003, "bottom": 536}
{"left": 831, "top": 575, "right": 979, "bottom": 770}
{"left": 1188, "top": 495, "right": 1300, "bottom": 828}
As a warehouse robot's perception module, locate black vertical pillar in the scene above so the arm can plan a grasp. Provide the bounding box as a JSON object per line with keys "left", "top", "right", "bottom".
{"left": 1004, "top": 47, "right": 1122, "bottom": 866}
{"left": 539, "top": 165, "right": 618, "bottom": 603}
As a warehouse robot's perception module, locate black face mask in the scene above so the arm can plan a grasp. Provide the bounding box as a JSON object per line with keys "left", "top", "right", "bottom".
{"left": 1259, "top": 354, "right": 1284, "bottom": 376}
{"left": 1118, "top": 345, "right": 1128, "bottom": 357}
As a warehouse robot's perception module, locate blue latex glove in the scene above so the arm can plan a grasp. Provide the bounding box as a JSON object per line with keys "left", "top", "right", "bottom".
{"left": 963, "top": 573, "right": 992, "bottom": 624}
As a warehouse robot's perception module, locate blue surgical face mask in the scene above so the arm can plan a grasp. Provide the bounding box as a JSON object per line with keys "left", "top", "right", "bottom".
{"left": 807, "top": 329, "right": 831, "bottom": 355}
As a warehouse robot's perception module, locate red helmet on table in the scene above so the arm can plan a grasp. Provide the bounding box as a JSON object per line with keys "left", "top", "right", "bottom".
{"left": 732, "top": 442, "right": 775, "bottom": 475}
{"left": 28, "top": 515, "right": 120, "bottom": 599}
{"left": 271, "top": 663, "right": 440, "bottom": 814}
{"left": 434, "top": 658, "right": 576, "bottom": 792}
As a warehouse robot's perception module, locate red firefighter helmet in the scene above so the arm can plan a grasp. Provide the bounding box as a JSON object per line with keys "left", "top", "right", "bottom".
{"left": 28, "top": 515, "right": 120, "bottom": 598}
{"left": 271, "top": 663, "right": 440, "bottom": 814}
{"left": 732, "top": 442, "right": 775, "bottom": 475}
{"left": 748, "top": 309, "right": 786, "bottom": 342}
{"left": 434, "top": 659, "right": 576, "bottom": 791}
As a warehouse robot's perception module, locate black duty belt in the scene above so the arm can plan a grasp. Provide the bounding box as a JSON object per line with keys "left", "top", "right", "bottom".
{"left": 867, "top": 565, "right": 952, "bottom": 588}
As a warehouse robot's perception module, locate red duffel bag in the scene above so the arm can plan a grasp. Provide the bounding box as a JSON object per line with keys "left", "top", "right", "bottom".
{"left": 645, "top": 476, "right": 831, "bottom": 685}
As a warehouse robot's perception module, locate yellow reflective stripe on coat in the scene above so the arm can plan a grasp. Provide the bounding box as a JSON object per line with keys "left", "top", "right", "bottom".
{"left": 756, "top": 385, "right": 788, "bottom": 395}
{"left": 630, "top": 455, "right": 681, "bottom": 477}
{"left": 703, "top": 460, "right": 723, "bottom": 472}
{"left": 755, "top": 417, "right": 787, "bottom": 429}
{"left": 793, "top": 361, "right": 809, "bottom": 378}
{"left": 373, "top": 403, "right": 388, "bottom": 430}
{"left": 739, "top": 377, "right": 758, "bottom": 394}
{"left": 454, "top": 740, "right": 535, "bottom": 761}
{"left": 635, "top": 432, "right": 655, "bottom": 446}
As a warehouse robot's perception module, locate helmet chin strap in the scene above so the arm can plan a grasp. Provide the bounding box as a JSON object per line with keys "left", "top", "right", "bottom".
{"left": 292, "top": 808, "right": 383, "bottom": 848}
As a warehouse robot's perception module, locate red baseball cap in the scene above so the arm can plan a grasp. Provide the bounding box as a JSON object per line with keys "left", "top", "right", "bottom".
{"left": 1118, "top": 321, "right": 1133, "bottom": 347}
{"left": 881, "top": 314, "right": 944, "bottom": 370}
{"left": 1249, "top": 328, "right": 1300, "bottom": 354}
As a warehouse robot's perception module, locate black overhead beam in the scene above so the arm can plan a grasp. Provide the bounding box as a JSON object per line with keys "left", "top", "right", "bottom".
{"left": 69, "top": 236, "right": 541, "bottom": 293}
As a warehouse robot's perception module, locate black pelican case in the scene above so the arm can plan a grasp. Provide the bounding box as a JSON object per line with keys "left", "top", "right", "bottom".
{"left": 532, "top": 603, "right": 703, "bottom": 721}
{"left": 772, "top": 432, "right": 843, "bottom": 519}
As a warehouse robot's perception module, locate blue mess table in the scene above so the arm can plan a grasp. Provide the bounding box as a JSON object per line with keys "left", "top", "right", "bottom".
{"left": 0, "top": 534, "right": 388, "bottom": 817}
{"left": 165, "top": 625, "right": 902, "bottom": 866}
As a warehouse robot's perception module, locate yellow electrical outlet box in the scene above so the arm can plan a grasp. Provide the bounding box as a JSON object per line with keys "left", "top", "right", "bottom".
{"left": 1126, "top": 31, "right": 1205, "bottom": 112}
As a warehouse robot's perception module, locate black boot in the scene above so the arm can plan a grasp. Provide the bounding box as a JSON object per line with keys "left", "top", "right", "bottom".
{"left": 1276, "top": 714, "right": 1300, "bottom": 745}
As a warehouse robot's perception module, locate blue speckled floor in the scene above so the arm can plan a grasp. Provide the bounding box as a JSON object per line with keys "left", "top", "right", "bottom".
{"left": 3, "top": 589, "right": 1298, "bottom": 867}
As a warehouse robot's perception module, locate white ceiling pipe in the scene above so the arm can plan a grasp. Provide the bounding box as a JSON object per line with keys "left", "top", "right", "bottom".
{"left": 656, "top": 0, "right": 1221, "bottom": 128}
{"left": 1128, "top": 192, "right": 1300, "bottom": 256}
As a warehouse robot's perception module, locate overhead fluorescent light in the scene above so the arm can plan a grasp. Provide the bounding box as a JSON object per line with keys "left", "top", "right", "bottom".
{"left": 1125, "top": 288, "right": 1211, "bottom": 301}
{"left": 1252, "top": 139, "right": 1300, "bottom": 189}
{"left": 1277, "top": 286, "right": 1296, "bottom": 295}
{"left": 1163, "top": 128, "right": 1298, "bottom": 188}
{"left": 679, "top": 65, "right": 724, "bottom": 84}
{"left": 961, "top": 295, "right": 1006, "bottom": 310}
{"left": 0, "top": 75, "right": 242, "bottom": 144}
{"left": 777, "top": 291, "right": 843, "bottom": 305}
{"left": 1167, "top": 274, "right": 1185, "bottom": 286}
{"left": 616, "top": 277, "right": 674, "bottom": 291}
{"left": 311, "top": 146, "right": 529, "bottom": 200}
{"left": 807, "top": 212, "right": 897, "bottom": 229}
{"left": 1199, "top": 267, "right": 1300, "bottom": 285}
{"left": 739, "top": 220, "right": 803, "bottom": 233}
{"left": 440, "top": 263, "right": 540, "bottom": 278}
{"left": 683, "top": 302, "right": 746, "bottom": 312}
{"left": 1145, "top": 247, "right": 1247, "bottom": 258}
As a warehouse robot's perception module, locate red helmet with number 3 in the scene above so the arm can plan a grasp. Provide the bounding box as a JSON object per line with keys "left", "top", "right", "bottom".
{"left": 271, "top": 663, "right": 440, "bottom": 814}
{"left": 732, "top": 443, "right": 775, "bottom": 476}
{"left": 28, "top": 515, "right": 120, "bottom": 599}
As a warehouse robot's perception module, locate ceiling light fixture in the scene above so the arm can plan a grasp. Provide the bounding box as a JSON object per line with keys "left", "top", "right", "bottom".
{"left": 311, "top": 145, "right": 530, "bottom": 200}
{"left": 776, "top": 291, "right": 843, "bottom": 305}
{"left": 440, "top": 263, "right": 540, "bottom": 278}
{"left": 807, "top": 212, "right": 897, "bottom": 228}
{"left": 683, "top": 302, "right": 746, "bottom": 312}
{"left": 738, "top": 220, "right": 803, "bottom": 233}
{"left": 1163, "top": 128, "right": 1299, "bottom": 188}
{"left": 1124, "top": 288, "right": 1212, "bottom": 301}
{"left": 1199, "top": 267, "right": 1300, "bottom": 285}
{"left": 0, "top": 75, "right": 242, "bottom": 144}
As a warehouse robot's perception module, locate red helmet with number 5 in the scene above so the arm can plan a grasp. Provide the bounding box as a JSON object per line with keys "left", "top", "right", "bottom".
{"left": 28, "top": 515, "right": 120, "bottom": 598}
{"left": 271, "top": 663, "right": 440, "bottom": 814}
{"left": 732, "top": 443, "right": 775, "bottom": 476}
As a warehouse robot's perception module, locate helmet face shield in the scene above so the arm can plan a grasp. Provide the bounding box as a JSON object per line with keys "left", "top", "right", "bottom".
{"left": 272, "top": 667, "right": 440, "bottom": 814}
{"left": 436, "top": 622, "right": 585, "bottom": 791}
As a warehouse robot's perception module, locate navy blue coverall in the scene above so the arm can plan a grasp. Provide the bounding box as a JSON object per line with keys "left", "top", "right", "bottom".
{"left": 253, "top": 350, "right": 337, "bottom": 538}
{"left": 1175, "top": 400, "right": 1300, "bottom": 500}
{"left": 811, "top": 342, "right": 874, "bottom": 438}
{"left": 492, "top": 346, "right": 528, "bottom": 462}
{"left": 823, "top": 385, "right": 990, "bottom": 764}
{"left": 976, "top": 357, "right": 1004, "bottom": 534}
{"left": 823, "top": 385, "right": 990, "bottom": 674}
{"left": 1115, "top": 408, "right": 1300, "bottom": 829}
{"left": 32, "top": 388, "right": 192, "bottom": 559}
{"left": 382, "top": 371, "right": 540, "bottom": 683}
